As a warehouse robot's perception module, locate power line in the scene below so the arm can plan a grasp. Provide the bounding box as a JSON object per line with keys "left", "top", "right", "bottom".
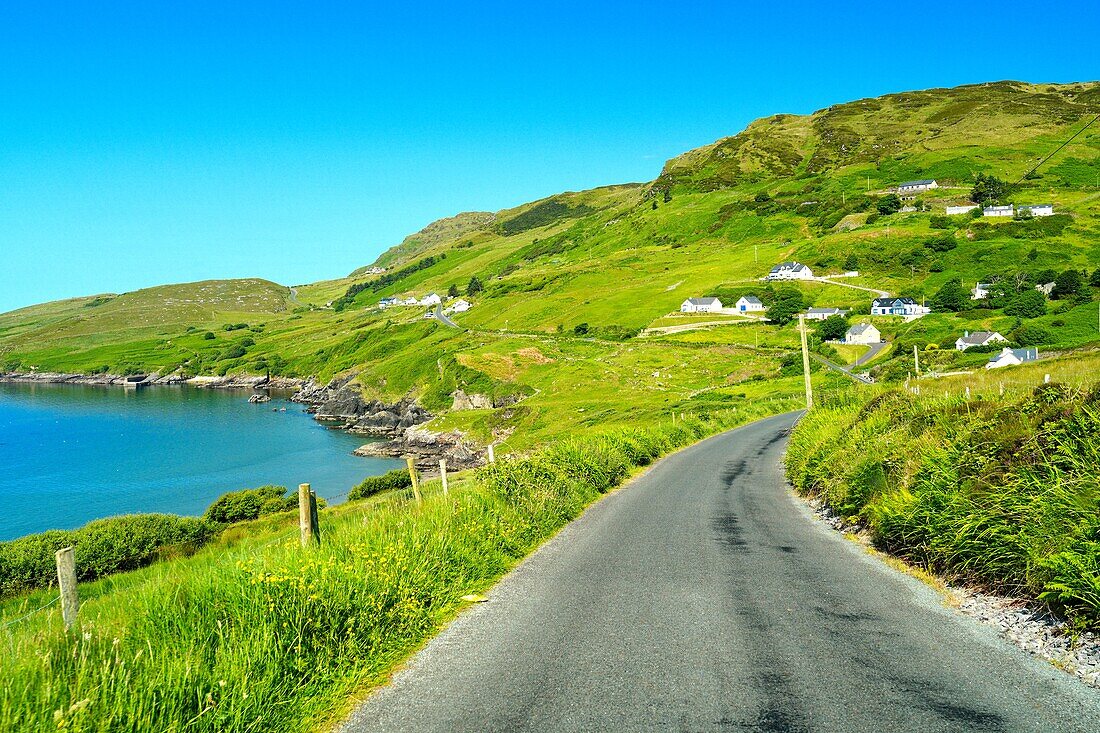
{"left": 1014, "top": 114, "right": 1100, "bottom": 185}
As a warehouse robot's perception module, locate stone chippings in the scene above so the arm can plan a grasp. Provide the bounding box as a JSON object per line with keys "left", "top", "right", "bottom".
{"left": 801, "top": 496, "right": 1100, "bottom": 689}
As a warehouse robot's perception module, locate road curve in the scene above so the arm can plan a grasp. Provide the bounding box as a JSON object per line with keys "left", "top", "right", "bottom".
{"left": 339, "top": 412, "right": 1100, "bottom": 733}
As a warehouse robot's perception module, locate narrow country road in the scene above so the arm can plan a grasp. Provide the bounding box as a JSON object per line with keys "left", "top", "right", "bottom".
{"left": 339, "top": 413, "right": 1100, "bottom": 733}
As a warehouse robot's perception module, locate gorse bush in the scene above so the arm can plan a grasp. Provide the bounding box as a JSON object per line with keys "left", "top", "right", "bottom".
{"left": 348, "top": 468, "right": 412, "bottom": 501}
{"left": 0, "top": 405, "right": 776, "bottom": 732}
{"left": 786, "top": 383, "right": 1100, "bottom": 627}
{"left": 0, "top": 514, "right": 218, "bottom": 597}
{"left": 204, "top": 485, "right": 297, "bottom": 524}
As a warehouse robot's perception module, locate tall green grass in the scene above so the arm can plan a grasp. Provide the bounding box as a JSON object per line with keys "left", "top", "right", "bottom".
{"left": 786, "top": 383, "right": 1100, "bottom": 627}
{"left": 0, "top": 403, "right": 788, "bottom": 732}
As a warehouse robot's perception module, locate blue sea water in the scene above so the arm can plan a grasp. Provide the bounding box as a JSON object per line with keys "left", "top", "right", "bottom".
{"left": 0, "top": 382, "right": 402, "bottom": 540}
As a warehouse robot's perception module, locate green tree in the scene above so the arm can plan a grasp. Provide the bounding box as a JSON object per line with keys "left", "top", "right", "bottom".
{"left": 766, "top": 287, "right": 806, "bottom": 326}
{"left": 1003, "top": 290, "right": 1046, "bottom": 318}
{"left": 971, "top": 173, "right": 1009, "bottom": 205}
{"left": 202, "top": 332, "right": 216, "bottom": 340}
{"left": 1010, "top": 324, "right": 1051, "bottom": 347}
{"left": 466, "top": 276, "right": 484, "bottom": 296}
{"left": 1052, "top": 269, "right": 1083, "bottom": 299}
{"left": 1090, "top": 267, "right": 1100, "bottom": 287}
{"left": 843, "top": 254, "right": 859, "bottom": 271}
{"left": 573, "top": 322, "right": 590, "bottom": 336}
{"left": 447, "top": 283, "right": 460, "bottom": 298}
{"left": 816, "top": 315, "right": 849, "bottom": 341}
{"left": 876, "top": 194, "right": 902, "bottom": 215}
{"left": 931, "top": 278, "right": 967, "bottom": 312}
{"left": 924, "top": 234, "right": 957, "bottom": 252}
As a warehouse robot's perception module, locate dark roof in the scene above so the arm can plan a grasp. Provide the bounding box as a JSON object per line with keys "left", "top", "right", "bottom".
{"left": 769, "top": 261, "right": 808, "bottom": 272}
{"left": 899, "top": 179, "right": 936, "bottom": 187}
{"left": 872, "top": 297, "right": 917, "bottom": 307}
{"left": 739, "top": 295, "right": 763, "bottom": 304}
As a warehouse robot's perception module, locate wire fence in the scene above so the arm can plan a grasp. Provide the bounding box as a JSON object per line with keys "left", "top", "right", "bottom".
{"left": 1, "top": 594, "right": 60, "bottom": 630}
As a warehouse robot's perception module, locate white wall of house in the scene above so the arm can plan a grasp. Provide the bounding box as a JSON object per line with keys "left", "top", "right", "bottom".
{"left": 946, "top": 205, "right": 978, "bottom": 215}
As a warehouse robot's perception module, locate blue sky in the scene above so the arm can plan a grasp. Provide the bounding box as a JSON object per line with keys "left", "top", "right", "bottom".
{"left": 1, "top": 1, "right": 1097, "bottom": 313}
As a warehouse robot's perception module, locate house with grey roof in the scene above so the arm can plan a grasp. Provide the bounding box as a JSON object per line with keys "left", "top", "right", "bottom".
{"left": 870, "top": 297, "right": 930, "bottom": 318}
{"left": 955, "top": 331, "right": 1007, "bottom": 351}
{"left": 845, "top": 323, "right": 881, "bottom": 345}
{"left": 735, "top": 296, "right": 765, "bottom": 313}
{"left": 1016, "top": 203, "right": 1054, "bottom": 217}
{"left": 766, "top": 262, "right": 814, "bottom": 281}
{"left": 681, "top": 297, "right": 723, "bottom": 313}
{"left": 897, "top": 179, "right": 938, "bottom": 194}
{"left": 805, "top": 307, "right": 849, "bottom": 321}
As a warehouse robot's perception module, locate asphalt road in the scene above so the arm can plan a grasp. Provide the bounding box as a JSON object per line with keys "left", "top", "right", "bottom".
{"left": 339, "top": 412, "right": 1100, "bottom": 732}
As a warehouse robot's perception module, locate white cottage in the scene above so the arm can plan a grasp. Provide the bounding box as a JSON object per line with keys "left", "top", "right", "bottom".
{"left": 419, "top": 293, "right": 442, "bottom": 306}
{"left": 766, "top": 262, "right": 814, "bottom": 281}
{"left": 946, "top": 204, "right": 978, "bottom": 216}
{"left": 971, "top": 282, "right": 992, "bottom": 300}
{"left": 448, "top": 299, "right": 472, "bottom": 313}
{"left": 986, "top": 347, "right": 1039, "bottom": 370}
{"left": 955, "top": 331, "right": 1007, "bottom": 351}
{"left": 681, "top": 297, "right": 723, "bottom": 313}
{"left": 1016, "top": 204, "right": 1054, "bottom": 217}
{"left": 897, "top": 179, "right": 939, "bottom": 194}
{"left": 735, "top": 296, "right": 765, "bottom": 313}
{"left": 845, "top": 323, "right": 881, "bottom": 345}
{"left": 805, "top": 307, "right": 849, "bottom": 321}
{"left": 983, "top": 205, "right": 1014, "bottom": 218}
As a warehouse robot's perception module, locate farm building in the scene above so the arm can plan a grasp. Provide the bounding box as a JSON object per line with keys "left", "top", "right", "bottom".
{"left": 955, "top": 331, "right": 1007, "bottom": 351}
{"left": 766, "top": 262, "right": 814, "bottom": 281}
{"left": 971, "top": 282, "right": 992, "bottom": 300}
{"left": 1016, "top": 204, "right": 1054, "bottom": 217}
{"left": 419, "top": 293, "right": 442, "bottom": 306}
{"left": 735, "top": 296, "right": 765, "bottom": 313}
{"left": 897, "top": 179, "right": 938, "bottom": 193}
{"left": 983, "top": 205, "right": 1014, "bottom": 218}
{"left": 805, "top": 307, "right": 848, "bottom": 321}
{"left": 844, "top": 323, "right": 881, "bottom": 345}
{"left": 946, "top": 204, "right": 978, "bottom": 216}
{"left": 681, "top": 297, "right": 723, "bottom": 313}
{"left": 986, "top": 347, "right": 1039, "bottom": 370}
{"left": 1036, "top": 282, "right": 1056, "bottom": 296}
{"left": 447, "top": 299, "right": 472, "bottom": 313}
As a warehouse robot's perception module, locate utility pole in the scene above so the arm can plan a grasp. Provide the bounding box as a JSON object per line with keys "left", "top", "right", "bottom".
{"left": 798, "top": 315, "right": 813, "bottom": 410}
{"left": 914, "top": 344, "right": 920, "bottom": 376}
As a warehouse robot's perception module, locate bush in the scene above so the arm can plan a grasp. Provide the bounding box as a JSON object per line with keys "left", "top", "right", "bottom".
{"left": 0, "top": 515, "right": 218, "bottom": 597}
{"left": 202, "top": 332, "right": 216, "bottom": 340}
{"left": 928, "top": 215, "right": 952, "bottom": 229}
{"left": 875, "top": 194, "right": 902, "bottom": 215}
{"left": 1003, "top": 290, "right": 1046, "bottom": 318}
{"left": 924, "top": 234, "right": 957, "bottom": 252}
{"left": 348, "top": 469, "right": 412, "bottom": 501}
{"left": 1009, "top": 323, "right": 1051, "bottom": 346}
{"left": 204, "top": 485, "right": 296, "bottom": 524}
{"left": 816, "top": 314, "right": 849, "bottom": 341}
{"left": 1052, "top": 269, "right": 1084, "bottom": 299}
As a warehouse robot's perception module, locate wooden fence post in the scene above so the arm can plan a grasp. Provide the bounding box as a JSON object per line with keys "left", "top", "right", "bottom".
{"left": 299, "top": 483, "right": 319, "bottom": 547}
{"left": 407, "top": 458, "right": 422, "bottom": 504}
{"left": 487, "top": 444, "right": 495, "bottom": 464}
{"left": 55, "top": 547, "right": 78, "bottom": 630}
{"left": 439, "top": 459, "right": 449, "bottom": 497}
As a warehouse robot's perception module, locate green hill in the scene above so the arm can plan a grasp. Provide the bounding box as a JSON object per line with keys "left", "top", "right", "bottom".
{"left": 2, "top": 80, "right": 1099, "bottom": 445}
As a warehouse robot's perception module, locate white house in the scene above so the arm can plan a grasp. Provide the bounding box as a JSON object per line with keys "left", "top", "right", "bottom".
{"left": 870, "top": 297, "right": 930, "bottom": 318}
{"left": 1036, "top": 282, "right": 1056, "bottom": 296}
{"left": 805, "top": 307, "right": 849, "bottom": 321}
{"left": 378, "top": 296, "right": 398, "bottom": 308}
{"left": 955, "top": 331, "right": 1007, "bottom": 351}
{"left": 448, "top": 299, "right": 472, "bottom": 313}
{"left": 1016, "top": 203, "right": 1054, "bottom": 217}
{"left": 971, "top": 282, "right": 992, "bottom": 300}
{"left": 735, "top": 296, "right": 766, "bottom": 313}
{"left": 845, "top": 323, "right": 881, "bottom": 345}
{"left": 681, "top": 297, "right": 723, "bottom": 313}
{"left": 363, "top": 266, "right": 386, "bottom": 275}
{"left": 401, "top": 297, "right": 419, "bottom": 306}
{"left": 983, "top": 205, "right": 1014, "bottom": 218}
{"left": 897, "top": 179, "right": 939, "bottom": 194}
{"left": 419, "top": 293, "right": 442, "bottom": 306}
{"left": 986, "top": 347, "right": 1039, "bottom": 370}
{"left": 946, "top": 204, "right": 978, "bottom": 216}
{"left": 766, "top": 262, "right": 814, "bottom": 281}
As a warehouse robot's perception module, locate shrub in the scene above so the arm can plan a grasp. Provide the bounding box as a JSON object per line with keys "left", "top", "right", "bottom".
{"left": 924, "top": 234, "right": 957, "bottom": 252}
{"left": 1052, "top": 269, "right": 1084, "bottom": 299}
{"left": 1010, "top": 324, "right": 1051, "bottom": 346}
{"left": 204, "top": 485, "right": 295, "bottom": 524}
{"left": 1003, "top": 290, "right": 1046, "bottom": 318}
{"left": 875, "top": 194, "right": 902, "bottom": 215}
{"left": 0, "top": 515, "right": 218, "bottom": 597}
{"left": 928, "top": 215, "right": 952, "bottom": 229}
{"left": 348, "top": 469, "right": 412, "bottom": 501}
{"left": 202, "top": 332, "right": 216, "bottom": 340}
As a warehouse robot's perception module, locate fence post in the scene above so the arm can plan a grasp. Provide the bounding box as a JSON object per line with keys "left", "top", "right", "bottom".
{"left": 55, "top": 547, "right": 78, "bottom": 630}
{"left": 999, "top": 382, "right": 1004, "bottom": 396}
{"left": 299, "top": 483, "right": 319, "bottom": 547}
{"left": 487, "top": 444, "right": 495, "bottom": 464}
{"left": 1044, "top": 373, "right": 1051, "bottom": 384}
{"left": 407, "top": 457, "right": 422, "bottom": 504}
{"left": 439, "top": 459, "right": 449, "bottom": 497}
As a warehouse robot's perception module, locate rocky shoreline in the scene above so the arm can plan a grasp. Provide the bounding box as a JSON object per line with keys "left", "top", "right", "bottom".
{"left": 1, "top": 370, "right": 486, "bottom": 470}
{"left": 800, "top": 494, "right": 1100, "bottom": 689}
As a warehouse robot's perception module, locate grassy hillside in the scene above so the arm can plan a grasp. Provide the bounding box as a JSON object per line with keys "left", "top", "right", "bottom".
{"left": 2, "top": 81, "right": 1099, "bottom": 449}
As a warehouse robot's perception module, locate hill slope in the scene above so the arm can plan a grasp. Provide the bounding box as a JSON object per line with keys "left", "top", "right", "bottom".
{"left": 2, "top": 80, "right": 1099, "bottom": 445}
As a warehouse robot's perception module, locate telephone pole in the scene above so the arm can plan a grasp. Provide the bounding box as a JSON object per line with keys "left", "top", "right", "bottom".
{"left": 914, "top": 344, "right": 920, "bottom": 376}
{"left": 798, "top": 315, "right": 813, "bottom": 410}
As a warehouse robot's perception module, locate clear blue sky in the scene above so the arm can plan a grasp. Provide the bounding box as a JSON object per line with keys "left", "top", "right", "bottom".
{"left": 1, "top": 1, "right": 1097, "bottom": 313}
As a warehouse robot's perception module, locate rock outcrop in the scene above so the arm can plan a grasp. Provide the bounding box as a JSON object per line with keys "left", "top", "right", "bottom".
{"left": 292, "top": 375, "right": 432, "bottom": 436}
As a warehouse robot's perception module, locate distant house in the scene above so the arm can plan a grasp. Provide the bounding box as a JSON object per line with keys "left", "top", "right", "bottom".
{"left": 955, "top": 331, "right": 1007, "bottom": 351}
{"left": 983, "top": 205, "right": 1014, "bottom": 218}
{"left": 805, "top": 307, "right": 849, "bottom": 321}
{"left": 946, "top": 204, "right": 978, "bottom": 216}
{"left": 986, "top": 347, "right": 1039, "bottom": 370}
{"left": 971, "top": 282, "right": 992, "bottom": 300}
{"left": 1016, "top": 203, "right": 1054, "bottom": 217}
{"left": 419, "top": 293, "right": 442, "bottom": 306}
{"left": 735, "top": 296, "right": 765, "bottom": 313}
{"left": 681, "top": 297, "right": 723, "bottom": 313}
{"left": 448, "top": 299, "right": 472, "bottom": 313}
{"left": 766, "top": 262, "right": 814, "bottom": 281}
{"left": 897, "top": 179, "right": 939, "bottom": 194}
{"left": 870, "top": 297, "right": 930, "bottom": 318}
{"left": 378, "top": 296, "right": 398, "bottom": 308}
{"left": 363, "top": 266, "right": 386, "bottom": 275}
{"left": 845, "top": 323, "right": 881, "bottom": 345}
{"left": 401, "top": 297, "right": 419, "bottom": 306}
{"left": 1036, "top": 282, "right": 1056, "bottom": 296}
